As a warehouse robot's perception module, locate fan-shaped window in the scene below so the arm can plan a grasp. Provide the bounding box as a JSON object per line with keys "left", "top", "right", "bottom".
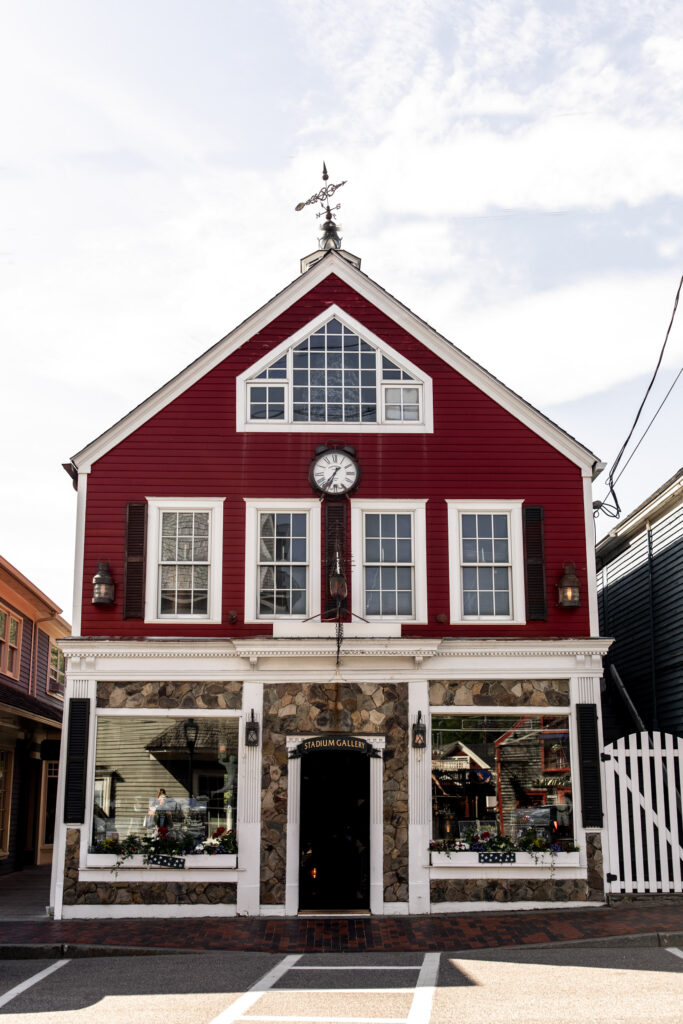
{"left": 238, "top": 310, "right": 431, "bottom": 431}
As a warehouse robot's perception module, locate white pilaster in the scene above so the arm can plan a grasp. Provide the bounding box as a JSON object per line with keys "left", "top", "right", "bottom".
{"left": 285, "top": 743, "right": 301, "bottom": 916}
{"left": 50, "top": 676, "right": 96, "bottom": 919}
{"left": 369, "top": 736, "right": 386, "bottom": 916}
{"left": 237, "top": 680, "right": 263, "bottom": 916}
{"left": 408, "top": 680, "right": 431, "bottom": 914}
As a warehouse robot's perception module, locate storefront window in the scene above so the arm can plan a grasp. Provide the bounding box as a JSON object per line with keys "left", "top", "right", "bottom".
{"left": 91, "top": 716, "right": 239, "bottom": 848}
{"left": 431, "top": 714, "right": 573, "bottom": 846}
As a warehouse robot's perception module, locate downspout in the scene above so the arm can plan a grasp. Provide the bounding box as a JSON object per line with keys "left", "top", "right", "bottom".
{"left": 645, "top": 520, "right": 658, "bottom": 730}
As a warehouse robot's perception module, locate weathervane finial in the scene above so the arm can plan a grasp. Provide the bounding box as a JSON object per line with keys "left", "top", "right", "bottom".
{"left": 295, "top": 162, "right": 347, "bottom": 251}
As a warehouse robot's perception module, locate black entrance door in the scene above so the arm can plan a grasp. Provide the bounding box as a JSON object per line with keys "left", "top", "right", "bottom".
{"left": 299, "top": 749, "right": 370, "bottom": 911}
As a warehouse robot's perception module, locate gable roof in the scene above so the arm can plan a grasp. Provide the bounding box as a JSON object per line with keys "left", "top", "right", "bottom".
{"left": 70, "top": 250, "right": 602, "bottom": 476}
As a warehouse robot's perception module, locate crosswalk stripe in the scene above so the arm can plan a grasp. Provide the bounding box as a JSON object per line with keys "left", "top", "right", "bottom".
{"left": 207, "top": 954, "right": 301, "bottom": 1024}
{"left": 0, "top": 960, "right": 70, "bottom": 1010}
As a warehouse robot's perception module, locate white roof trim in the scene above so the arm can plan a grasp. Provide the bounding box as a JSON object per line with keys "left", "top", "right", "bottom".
{"left": 71, "top": 250, "right": 599, "bottom": 473}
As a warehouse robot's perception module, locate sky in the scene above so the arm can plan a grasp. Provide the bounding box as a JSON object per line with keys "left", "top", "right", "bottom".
{"left": 2, "top": 0, "right": 683, "bottom": 619}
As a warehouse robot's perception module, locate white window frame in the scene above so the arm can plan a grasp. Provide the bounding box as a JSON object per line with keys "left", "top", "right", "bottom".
{"left": 429, "top": 709, "right": 575, "bottom": 845}
{"left": 447, "top": 499, "right": 525, "bottom": 624}
{"left": 47, "top": 641, "right": 65, "bottom": 699}
{"left": 0, "top": 604, "right": 22, "bottom": 681}
{"left": 351, "top": 499, "right": 428, "bottom": 623}
{"left": 244, "top": 499, "right": 321, "bottom": 623}
{"left": 236, "top": 305, "right": 433, "bottom": 433}
{"left": 144, "top": 497, "right": 225, "bottom": 624}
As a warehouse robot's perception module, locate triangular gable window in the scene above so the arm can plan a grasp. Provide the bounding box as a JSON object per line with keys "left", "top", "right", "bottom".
{"left": 238, "top": 309, "right": 432, "bottom": 432}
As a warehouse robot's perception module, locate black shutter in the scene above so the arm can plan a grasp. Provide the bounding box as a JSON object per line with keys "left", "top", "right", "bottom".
{"left": 124, "top": 502, "right": 147, "bottom": 619}
{"left": 324, "top": 500, "right": 349, "bottom": 619}
{"left": 523, "top": 505, "right": 547, "bottom": 620}
{"left": 576, "top": 703, "right": 603, "bottom": 827}
{"left": 63, "top": 698, "right": 90, "bottom": 823}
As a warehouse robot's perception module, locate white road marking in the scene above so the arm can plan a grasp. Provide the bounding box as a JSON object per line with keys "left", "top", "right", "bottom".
{"left": 207, "top": 953, "right": 301, "bottom": 1024}
{"left": 243, "top": 1017, "right": 406, "bottom": 1023}
{"left": 666, "top": 946, "right": 683, "bottom": 960}
{"left": 406, "top": 952, "right": 440, "bottom": 1024}
{"left": 291, "top": 966, "right": 421, "bottom": 971}
{"left": 213, "top": 950, "right": 438, "bottom": 1024}
{"left": 0, "top": 959, "right": 70, "bottom": 1009}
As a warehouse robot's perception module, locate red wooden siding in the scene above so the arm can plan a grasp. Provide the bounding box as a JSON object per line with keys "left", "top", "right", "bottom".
{"left": 80, "top": 274, "right": 591, "bottom": 638}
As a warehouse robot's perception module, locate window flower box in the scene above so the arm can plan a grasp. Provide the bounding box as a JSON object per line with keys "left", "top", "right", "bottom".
{"left": 429, "top": 850, "right": 580, "bottom": 868}
{"left": 85, "top": 852, "right": 238, "bottom": 870}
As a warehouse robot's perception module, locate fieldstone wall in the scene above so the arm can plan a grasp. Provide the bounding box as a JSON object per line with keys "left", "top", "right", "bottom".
{"left": 97, "top": 681, "right": 243, "bottom": 710}
{"left": 260, "top": 682, "right": 409, "bottom": 906}
{"left": 62, "top": 829, "right": 237, "bottom": 906}
{"left": 429, "top": 679, "right": 570, "bottom": 707}
{"left": 430, "top": 833, "right": 604, "bottom": 904}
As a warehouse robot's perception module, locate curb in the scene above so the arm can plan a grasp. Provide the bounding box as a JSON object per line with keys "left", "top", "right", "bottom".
{"left": 1, "top": 932, "right": 682, "bottom": 959}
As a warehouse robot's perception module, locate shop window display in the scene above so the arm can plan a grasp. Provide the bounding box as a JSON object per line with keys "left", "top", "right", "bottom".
{"left": 431, "top": 714, "right": 574, "bottom": 847}
{"left": 90, "top": 717, "right": 239, "bottom": 852}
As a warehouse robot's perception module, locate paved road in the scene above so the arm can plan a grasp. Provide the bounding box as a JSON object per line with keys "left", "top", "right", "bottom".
{"left": 0, "top": 946, "right": 682, "bottom": 1023}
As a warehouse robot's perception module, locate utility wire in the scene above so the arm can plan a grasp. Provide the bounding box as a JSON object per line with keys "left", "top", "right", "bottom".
{"left": 595, "top": 274, "right": 683, "bottom": 519}
{"left": 610, "top": 362, "right": 683, "bottom": 490}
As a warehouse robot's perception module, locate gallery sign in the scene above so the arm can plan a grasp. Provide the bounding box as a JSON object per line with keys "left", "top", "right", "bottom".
{"left": 289, "top": 734, "right": 382, "bottom": 759}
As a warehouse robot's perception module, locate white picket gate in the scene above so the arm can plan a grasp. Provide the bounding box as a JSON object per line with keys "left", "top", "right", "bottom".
{"left": 603, "top": 731, "right": 683, "bottom": 895}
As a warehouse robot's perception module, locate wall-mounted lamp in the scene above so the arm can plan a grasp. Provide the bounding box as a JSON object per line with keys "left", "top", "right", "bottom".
{"left": 412, "top": 710, "right": 427, "bottom": 748}
{"left": 245, "top": 710, "right": 260, "bottom": 747}
{"left": 557, "top": 563, "right": 580, "bottom": 608}
{"left": 92, "top": 561, "right": 115, "bottom": 605}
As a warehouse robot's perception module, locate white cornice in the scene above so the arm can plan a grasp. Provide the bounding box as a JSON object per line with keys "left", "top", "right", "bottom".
{"left": 71, "top": 251, "right": 599, "bottom": 473}
{"left": 61, "top": 636, "right": 611, "bottom": 662}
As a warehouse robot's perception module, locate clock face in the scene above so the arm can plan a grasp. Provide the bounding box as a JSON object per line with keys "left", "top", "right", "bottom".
{"left": 310, "top": 450, "right": 360, "bottom": 495}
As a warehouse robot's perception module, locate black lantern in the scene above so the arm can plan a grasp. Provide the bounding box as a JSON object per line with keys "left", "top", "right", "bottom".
{"left": 92, "top": 561, "right": 115, "bottom": 605}
{"left": 412, "top": 710, "right": 427, "bottom": 748}
{"left": 245, "top": 710, "right": 260, "bottom": 747}
{"left": 557, "top": 563, "right": 581, "bottom": 607}
{"left": 183, "top": 718, "right": 199, "bottom": 799}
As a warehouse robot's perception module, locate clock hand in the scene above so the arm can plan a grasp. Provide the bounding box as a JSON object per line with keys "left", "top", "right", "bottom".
{"left": 324, "top": 466, "right": 341, "bottom": 489}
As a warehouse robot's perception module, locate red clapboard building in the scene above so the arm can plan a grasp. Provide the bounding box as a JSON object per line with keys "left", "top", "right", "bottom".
{"left": 51, "top": 197, "right": 610, "bottom": 920}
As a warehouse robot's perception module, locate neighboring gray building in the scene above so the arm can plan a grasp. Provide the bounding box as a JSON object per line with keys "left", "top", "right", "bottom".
{"left": 597, "top": 468, "right": 683, "bottom": 741}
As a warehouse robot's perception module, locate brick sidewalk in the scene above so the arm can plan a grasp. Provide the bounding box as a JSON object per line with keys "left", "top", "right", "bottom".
{"left": 0, "top": 904, "right": 682, "bottom": 953}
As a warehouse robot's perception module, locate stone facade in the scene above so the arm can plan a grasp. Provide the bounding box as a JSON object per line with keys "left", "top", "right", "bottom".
{"left": 429, "top": 679, "right": 570, "bottom": 707}
{"left": 260, "top": 681, "right": 409, "bottom": 905}
{"left": 62, "top": 828, "right": 237, "bottom": 906}
{"left": 430, "top": 833, "right": 604, "bottom": 904}
{"left": 96, "top": 681, "right": 243, "bottom": 710}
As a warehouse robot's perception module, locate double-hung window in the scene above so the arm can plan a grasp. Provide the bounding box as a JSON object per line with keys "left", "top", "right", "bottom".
{"left": 447, "top": 500, "right": 525, "bottom": 623}
{"left": 0, "top": 606, "right": 21, "bottom": 679}
{"left": 144, "top": 498, "right": 224, "bottom": 623}
{"left": 244, "top": 499, "right": 321, "bottom": 622}
{"left": 47, "top": 643, "right": 65, "bottom": 697}
{"left": 351, "top": 500, "right": 427, "bottom": 622}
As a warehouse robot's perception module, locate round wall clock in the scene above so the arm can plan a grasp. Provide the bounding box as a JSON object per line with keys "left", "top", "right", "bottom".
{"left": 309, "top": 447, "right": 360, "bottom": 496}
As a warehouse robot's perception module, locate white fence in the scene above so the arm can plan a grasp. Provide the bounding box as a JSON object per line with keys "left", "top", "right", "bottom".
{"left": 604, "top": 731, "right": 683, "bottom": 895}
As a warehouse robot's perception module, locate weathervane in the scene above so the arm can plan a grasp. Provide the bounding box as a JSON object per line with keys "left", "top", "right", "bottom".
{"left": 295, "top": 162, "right": 347, "bottom": 251}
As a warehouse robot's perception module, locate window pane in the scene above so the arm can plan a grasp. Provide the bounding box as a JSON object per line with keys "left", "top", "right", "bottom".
{"left": 462, "top": 514, "right": 476, "bottom": 537}
{"left": 364, "top": 510, "right": 414, "bottom": 618}
{"left": 477, "top": 515, "right": 492, "bottom": 538}
{"left": 161, "top": 513, "right": 176, "bottom": 536}
{"left": 91, "top": 717, "right": 240, "bottom": 850}
{"left": 258, "top": 510, "right": 308, "bottom": 617}
{"left": 161, "top": 538, "right": 176, "bottom": 560}
{"left": 431, "top": 714, "right": 573, "bottom": 847}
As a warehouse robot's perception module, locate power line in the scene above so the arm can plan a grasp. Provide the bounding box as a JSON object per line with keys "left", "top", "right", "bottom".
{"left": 595, "top": 274, "right": 683, "bottom": 519}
